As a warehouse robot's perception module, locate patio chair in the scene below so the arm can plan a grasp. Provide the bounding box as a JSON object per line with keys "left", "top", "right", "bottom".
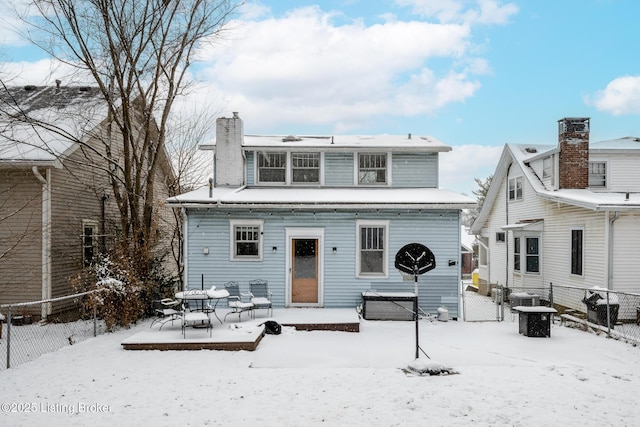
{"left": 182, "top": 309, "right": 212, "bottom": 338}
{"left": 150, "top": 298, "right": 183, "bottom": 330}
{"left": 249, "top": 279, "right": 273, "bottom": 318}
{"left": 223, "top": 281, "right": 254, "bottom": 322}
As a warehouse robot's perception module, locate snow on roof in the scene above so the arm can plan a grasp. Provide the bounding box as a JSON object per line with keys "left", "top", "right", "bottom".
{"left": 168, "top": 186, "right": 476, "bottom": 209}
{"left": 201, "top": 134, "right": 451, "bottom": 152}
{"left": 0, "top": 86, "right": 108, "bottom": 164}
{"left": 590, "top": 136, "right": 640, "bottom": 151}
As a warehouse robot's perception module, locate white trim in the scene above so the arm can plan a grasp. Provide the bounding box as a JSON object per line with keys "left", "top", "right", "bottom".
{"left": 356, "top": 220, "right": 389, "bottom": 278}
{"left": 285, "top": 227, "right": 325, "bottom": 307}
{"left": 229, "top": 219, "right": 264, "bottom": 261}
{"left": 82, "top": 219, "right": 99, "bottom": 267}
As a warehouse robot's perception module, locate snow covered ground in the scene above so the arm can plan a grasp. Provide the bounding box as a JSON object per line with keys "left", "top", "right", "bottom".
{"left": 0, "top": 313, "right": 639, "bottom": 426}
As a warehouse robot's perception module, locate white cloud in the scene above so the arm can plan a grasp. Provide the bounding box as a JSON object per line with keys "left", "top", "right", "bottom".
{"left": 195, "top": 5, "right": 488, "bottom": 132}
{"left": 439, "top": 144, "right": 502, "bottom": 195}
{"left": 587, "top": 75, "right": 640, "bottom": 115}
{"left": 394, "top": 0, "right": 518, "bottom": 25}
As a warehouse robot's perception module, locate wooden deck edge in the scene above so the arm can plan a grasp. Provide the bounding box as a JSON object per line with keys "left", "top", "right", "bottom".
{"left": 122, "top": 330, "right": 265, "bottom": 351}
{"left": 282, "top": 322, "right": 360, "bottom": 332}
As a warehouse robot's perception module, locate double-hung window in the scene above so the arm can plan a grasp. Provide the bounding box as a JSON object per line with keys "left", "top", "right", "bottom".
{"left": 82, "top": 220, "right": 98, "bottom": 267}
{"left": 588, "top": 162, "right": 606, "bottom": 188}
{"left": 292, "top": 152, "right": 320, "bottom": 184}
{"left": 508, "top": 177, "right": 523, "bottom": 200}
{"left": 571, "top": 229, "right": 583, "bottom": 276}
{"left": 358, "top": 153, "right": 387, "bottom": 185}
{"left": 514, "top": 236, "right": 540, "bottom": 274}
{"left": 357, "top": 221, "right": 388, "bottom": 277}
{"left": 230, "top": 220, "right": 263, "bottom": 261}
{"left": 257, "top": 152, "right": 286, "bottom": 184}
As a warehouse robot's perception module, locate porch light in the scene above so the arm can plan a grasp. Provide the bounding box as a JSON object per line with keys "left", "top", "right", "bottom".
{"left": 203, "top": 247, "right": 209, "bottom": 255}
{"left": 333, "top": 247, "right": 337, "bottom": 254}
{"left": 272, "top": 246, "right": 277, "bottom": 253}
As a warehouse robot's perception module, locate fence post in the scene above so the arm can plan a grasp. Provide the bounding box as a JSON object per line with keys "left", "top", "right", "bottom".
{"left": 6, "top": 306, "right": 11, "bottom": 369}
{"left": 605, "top": 290, "right": 612, "bottom": 336}
{"left": 93, "top": 302, "right": 97, "bottom": 338}
{"left": 549, "top": 282, "right": 554, "bottom": 308}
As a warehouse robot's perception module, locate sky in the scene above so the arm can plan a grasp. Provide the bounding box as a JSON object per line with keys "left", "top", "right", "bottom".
{"left": 1, "top": 306, "right": 640, "bottom": 426}
{"left": 1, "top": 0, "right": 640, "bottom": 196}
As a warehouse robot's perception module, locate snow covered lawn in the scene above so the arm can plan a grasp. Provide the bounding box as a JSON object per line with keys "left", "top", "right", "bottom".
{"left": 0, "top": 316, "right": 639, "bottom": 426}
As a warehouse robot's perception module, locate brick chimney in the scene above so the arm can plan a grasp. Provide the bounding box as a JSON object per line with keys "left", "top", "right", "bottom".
{"left": 558, "top": 117, "right": 590, "bottom": 189}
{"left": 214, "top": 112, "right": 244, "bottom": 187}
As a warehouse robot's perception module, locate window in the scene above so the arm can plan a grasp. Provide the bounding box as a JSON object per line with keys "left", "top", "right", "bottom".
{"left": 257, "top": 152, "right": 286, "bottom": 183}
{"left": 513, "top": 237, "right": 521, "bottom": 271}
{"left": 526, "top": 237, "right": 539, "bottom": 273}
{"left": 230, "top": 220, "right": 263, "bottom": 261}
{"left": 589, "top": 162, "right": 606, "bottom": 188}
{"left": 508, "top": 177, "right": 523, "bottom": 200}
{"left": 82, "top": 221, "right": 98, "bottom": 267}
{"left": 543, "top": 157, "right": 552, "bottom": 179}
{"left": 292, "top": 152, "right": 320, "bottom": 184}
{"left": 357, "top": 221, "right": 388, "bottom": 277}
{"left": 496, "top": 232, "right": 506, "bottom": 243}
{"left": 571, "top": 229, "right": 583, "bottom": 275}
{"left": 358, "top": 153, "right": 387, "bottom": 185}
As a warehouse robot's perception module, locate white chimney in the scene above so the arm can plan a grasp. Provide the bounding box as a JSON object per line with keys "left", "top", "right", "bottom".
{"left": 214, "top": 112, "right": 244, "bottom": 187}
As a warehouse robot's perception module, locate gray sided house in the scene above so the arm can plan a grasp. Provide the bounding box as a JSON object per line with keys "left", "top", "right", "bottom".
{"left": 0, "top": 85, "right": 175, "bottom": 318}
{"left": 471, "top": 117, "right": 640, "bottom": 320}
{"left": 168, "top": 113, "right": 475, "bottom": 318}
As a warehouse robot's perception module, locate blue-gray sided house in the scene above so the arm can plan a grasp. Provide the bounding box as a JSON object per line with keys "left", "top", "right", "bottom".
{"left": 168, "top": 113, "right": 475, "bottom": 318}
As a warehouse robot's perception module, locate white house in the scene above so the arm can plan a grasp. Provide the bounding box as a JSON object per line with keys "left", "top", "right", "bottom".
{"left": 168, "top": 113, "right": 475, "bottom": 318}
{"left": 470, "top": 117, "right": 640, "bottom": 320}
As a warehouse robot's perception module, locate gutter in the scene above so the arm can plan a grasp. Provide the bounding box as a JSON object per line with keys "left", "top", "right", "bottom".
{"left": 32, "top": 166, "right": 52, "bottom": 319}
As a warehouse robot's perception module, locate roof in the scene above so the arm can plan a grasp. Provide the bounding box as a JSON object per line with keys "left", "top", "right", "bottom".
{"left": 168, "top": 186, "right": 476, "bottom": 210}
{"left": 471, "top": 138, "right": 640, "bottom": 234}
{"left": 0, "top": 85, "right": 108, "bottom": 165}
{"left": 201, "top": 134, "right": 451, "bottom": 153}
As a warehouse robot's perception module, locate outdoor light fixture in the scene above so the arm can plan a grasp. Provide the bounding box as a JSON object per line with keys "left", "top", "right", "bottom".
{"left": 203, "top": 247, "right": 209, "bottom": 255}
{"left": 272, "top": 246, "right": 277, "bottom": 253}
{"left": 333, "top": 247, "right": 337, "bottom": 253}
{"left": 448, "top": 260, "right": 456, "bottom": 266}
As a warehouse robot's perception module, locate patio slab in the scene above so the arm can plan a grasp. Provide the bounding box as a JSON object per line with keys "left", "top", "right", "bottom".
{"left": 121, "top": 308, "right": 361, "bottom": 351}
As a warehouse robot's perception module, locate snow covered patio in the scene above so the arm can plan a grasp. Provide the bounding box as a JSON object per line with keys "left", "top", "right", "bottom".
{"left": 121, "top": 308, "right": 361, "bottom": 351}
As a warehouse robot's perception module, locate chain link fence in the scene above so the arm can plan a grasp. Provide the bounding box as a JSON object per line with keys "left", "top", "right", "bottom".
{"left": 0, "top": 290, "right": 109, "bottom": 370}
{"left": 550, "top": 284, "right": 640, "bottom": 346}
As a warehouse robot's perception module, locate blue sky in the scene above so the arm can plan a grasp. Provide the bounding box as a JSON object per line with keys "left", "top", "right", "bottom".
{"left": 1, "top": 0, "right": 639, "bottom": 196}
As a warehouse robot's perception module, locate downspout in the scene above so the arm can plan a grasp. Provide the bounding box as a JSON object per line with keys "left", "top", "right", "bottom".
{"left": 32, "top": 166, "right": 52, "bottom": 319}
{"left": 505, "top": 163, "right": 512, "bottom": 290}
{"left": 606, "top": 211, "right": 620, "bottom": 290}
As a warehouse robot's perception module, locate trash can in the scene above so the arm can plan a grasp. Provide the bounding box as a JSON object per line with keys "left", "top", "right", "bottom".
{"left": 437, "top": 306, "right": 449, "bottom": 322}
{"left": 582, "top": 288, "right": 619, "bottom": 328}
{"left": 472, "top": 269, "right": 479, "bottom": 287}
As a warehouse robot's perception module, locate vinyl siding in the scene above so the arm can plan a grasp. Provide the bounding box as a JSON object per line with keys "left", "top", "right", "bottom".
{"left": 392, "top": 153, "right": 438, "bottom": 187}
{"left": 590, "top": 153, "right": 640, "bottom": 192}
{"left": 0, "top": 169, "right": 43, "bottom": 305}
{"left": 184, "top": 208, "right": 461, "bottom": 317}
{"left": 324, "top": 153, "right": 354, "bottom": 186}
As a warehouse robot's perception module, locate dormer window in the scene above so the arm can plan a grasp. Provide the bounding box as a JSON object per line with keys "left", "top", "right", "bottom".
{"left": 358, "top": 153, "right": 387, "bottom": 185}
{"left": 257, "top": 152, "right": 286, "bottom": 183}
{"left": 292, "top": 152, "right": 320, "bottom": 184}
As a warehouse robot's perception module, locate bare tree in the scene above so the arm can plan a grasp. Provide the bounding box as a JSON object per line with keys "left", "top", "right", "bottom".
{"left": 10, "top": 0, "right": 241, "bottom": 276}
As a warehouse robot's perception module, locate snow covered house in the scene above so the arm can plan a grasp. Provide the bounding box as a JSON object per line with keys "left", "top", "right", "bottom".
{"left": 168, "top": 113, "right": 475, "bottom": 318}
{"left": 0, "top": 84, "right": 175, "bottom": 317}
{"left": 470, "top": 117, "right": 640, "bottom": 320}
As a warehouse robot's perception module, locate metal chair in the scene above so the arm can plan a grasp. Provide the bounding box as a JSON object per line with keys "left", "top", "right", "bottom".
{"left": 249, "top": 279, "right": 273, "bottom": 318}
{"left": 150, "top": 298, "right": 183, "bottom": 330}
{"left": 223, "top": 282, "right": 254, "bottom": 322}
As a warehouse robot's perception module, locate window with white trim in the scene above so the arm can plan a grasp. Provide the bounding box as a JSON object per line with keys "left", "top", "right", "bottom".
{"left": 257, "top": 152, "right": 286, "bottom": 183}
{"left": 525, "top": 237, "right": 539, "bottom": 273}
{"left": 356, "top": 221, "right": 388, "bottom": 277}
{"left": 496, "top": 232, "right": 506, "bottom": 243}
{"left": 588, "top": 162, "right": 606, "bottom": 188}
{"left": 358, "top": 153, "right": 387, "bottom": 185}
{"left": 292, "top": 152, "right": 320, "bottom": 184}
{"left": 82, "top": 220, "right": 98, "bottom": 267}
{"left": 230, "top": 220, "right": 263, "bottom": 261}
{"left": 508, "top": 177, "right": 523, "bottom": 200}
{"left": 513, "top": 237, "right": 521, "bottom": 271}
{"left": 571, "top": 228, "right": 583, "bottom": 276}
